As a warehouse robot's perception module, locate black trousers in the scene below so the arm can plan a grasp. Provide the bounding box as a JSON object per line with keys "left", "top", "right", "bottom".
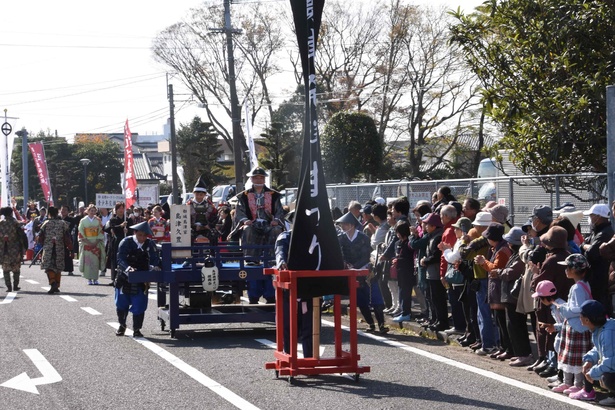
{"left": 505, "top": 305, "right": 531, "bottom": 356}
{"left": 460, "top": 285, "right": 479, "bottom": 341}
{"left": 428, "top": 279, "right": 448, "bottom": 326}
{"left": 282, "top": 290, "right": 314, "bottom": 358}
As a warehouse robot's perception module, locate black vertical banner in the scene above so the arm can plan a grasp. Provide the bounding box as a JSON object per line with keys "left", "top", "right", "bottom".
{"left": 288, "top": 0, "right": 348, "bottom": 297}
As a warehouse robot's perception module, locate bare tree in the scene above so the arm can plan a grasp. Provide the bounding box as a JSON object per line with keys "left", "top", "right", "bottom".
{"left": 370, "top": 0, "right": 417, "bottom": 151}
{"left": 312, "top": 0, "right": 386, "bottom": 118}
{"left": 151, "top": 3, "right": 286, "bottom": 156}
{"left": 396, "top": 6, "right": 481, "bottom": 177}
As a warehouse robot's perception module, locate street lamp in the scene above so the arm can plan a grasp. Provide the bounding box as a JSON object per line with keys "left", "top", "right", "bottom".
{"left": 80, "top": 158, "right": 91, "bottom": 205}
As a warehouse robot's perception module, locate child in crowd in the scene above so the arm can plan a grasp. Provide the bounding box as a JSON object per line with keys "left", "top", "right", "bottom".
{"left": 547, "top": 254, "right": 594, "bottom": 398}
{"left": 391, "top": 221, "right": 415, "bottom": 323}
{"left": 581, "top": 300, "right": 615, "bottom": 406}
{"left": 532, "top": 280, "right": 565, "bottom": 383}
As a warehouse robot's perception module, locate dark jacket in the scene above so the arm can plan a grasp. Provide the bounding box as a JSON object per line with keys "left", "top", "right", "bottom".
{"left": 423, "top": 227, "right": 443, "bottom": 280}
{"left": 584, "top": 221, "right": 615, "bottom": 306}
{"left": 531, "top": 247, "right": 573, "bottom": 322}
{"left": 496, "top": 251, "right": 524, "bottom": 305}
{"left": 395, "top": 237, "right": 416, "bottom": 288}
{"left": 382, "top": 215, "right": 409, "bottom": 259}
{"left": 338, "top": 230, "right": 372, "bottom": 269}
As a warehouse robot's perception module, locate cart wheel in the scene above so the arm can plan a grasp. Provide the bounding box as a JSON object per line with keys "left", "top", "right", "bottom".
{"left": 287, "top": 376, "right": 294, "bottom": 384}
{"left": 170, "top": 329, "right": 176, "bottom": 338}
{"left": 353, "top": 374, "right": 360, "bottom": 382}
{"left": 274, "top": 370, "right": 279, "bottom": 379}
{"left": 159, "top": 320, "right": 166, "bottom": 331}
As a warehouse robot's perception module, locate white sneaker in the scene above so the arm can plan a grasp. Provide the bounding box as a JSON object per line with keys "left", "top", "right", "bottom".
{"left": 476, "top": 347, "right": 497, "bottom": 356}
{"left": 599, "top": 397, "right": 615, "bottom": 406}
{"left": 546, "top": 374, "right": 560, "bottom": 383}
{"left": 548, "top": 380, "right": 562, "bottom": 388}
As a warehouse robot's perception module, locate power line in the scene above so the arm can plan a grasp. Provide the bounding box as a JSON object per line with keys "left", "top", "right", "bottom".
{"left": 7, "top": 74, "right": 167, "bottom": 106}
{"left": 0, "top": 72, "right": 167, "bottom": 96}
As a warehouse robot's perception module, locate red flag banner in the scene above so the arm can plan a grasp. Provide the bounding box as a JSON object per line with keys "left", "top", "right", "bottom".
{"left": 124, "top": 119, "right": 137, "bottom": 208}
{"left": 27, "top": 142, "right": 54, "bottom": 206}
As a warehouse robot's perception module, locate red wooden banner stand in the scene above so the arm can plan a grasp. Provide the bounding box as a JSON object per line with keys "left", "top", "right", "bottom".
{"left": 264, "top": 268, "right": 371, "bottom": 383}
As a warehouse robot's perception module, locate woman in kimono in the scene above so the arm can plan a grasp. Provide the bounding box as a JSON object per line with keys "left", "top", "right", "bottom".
{"left": 78, "top": 204, "right": 106, "bottom": 285}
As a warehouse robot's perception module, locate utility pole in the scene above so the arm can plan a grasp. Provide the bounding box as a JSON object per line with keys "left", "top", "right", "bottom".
{"left": 607, "top": 85, "right": 614, "bottom": 213}
{"left": 16, "top": 129, "right": 28, "bottom": 213}
{"left": 168, "top": 84, "right": 180, "bottom": 205}
{"left": 217, "top": 0, "right": 244, "bottom": 192}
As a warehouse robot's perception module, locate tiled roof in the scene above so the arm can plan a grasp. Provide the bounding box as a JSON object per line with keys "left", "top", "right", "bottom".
{"left": 121, "top": 153, "right": 164, "bottom": 181}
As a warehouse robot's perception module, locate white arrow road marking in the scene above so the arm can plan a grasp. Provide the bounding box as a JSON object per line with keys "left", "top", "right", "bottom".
{"left": 1, "top": 349, "right": 62, "bottom": 394}
{"left": 0, "top": 292, "right": 16, "bottom": 304}
{"left": 25, "top": 280, "right": 39, "bottom": 284}
{"left": 107, "top": 322, "right": 261, "bottom": 410}
{"left": 59, "top": 296, "right": 77, "bottom": 302}
{"left": 81, "top": 307, "right": 101, "bottom": 315}
{"left": 255, "top": 338, "right": 325, "bottom": 358}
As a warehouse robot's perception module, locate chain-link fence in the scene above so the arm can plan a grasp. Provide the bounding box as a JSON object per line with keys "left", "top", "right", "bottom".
{"left": 288, "top": 173, "right": 608, "bottom": 233}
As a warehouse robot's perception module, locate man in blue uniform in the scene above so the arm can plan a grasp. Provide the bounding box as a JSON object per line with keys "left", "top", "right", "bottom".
{"left": 275, "top": 229, "right": 314, "bottom": 357}
{"left": 114, "top": 221, "right": 161, "bottom": 337}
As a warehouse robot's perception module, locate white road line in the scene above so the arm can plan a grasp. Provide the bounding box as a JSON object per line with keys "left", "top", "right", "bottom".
{"left": 25, "top": 280, "right": 39, "bottom": 285}
{"left": 107, "top": 322, "right": 261, "bottom": 410}
{"left": 59, "top": 295, "right": 77, "bottom": 302}
{"left": 321, "top": 319, "right": 598, "bottom": 410}
{"left": 41, "top": 286, "right": 50, "bottom": 292}
{"left": 81, "top": 307, "right": 101, "bottom": 315}
{"left": 0, "top": 292, "right": 16, "bottom": 304}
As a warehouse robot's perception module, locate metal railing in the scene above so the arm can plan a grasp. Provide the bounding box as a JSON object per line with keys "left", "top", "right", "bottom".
{"left": 288, "top": 173, "right": 608, "bottom": 232}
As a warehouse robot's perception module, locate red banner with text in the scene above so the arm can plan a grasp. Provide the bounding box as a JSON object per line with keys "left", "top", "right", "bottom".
{"left": 28, "top": 142, "right": 54, "bottom": 206}
{"left": 124, "top": 119, "right": 137, "bottom": 208}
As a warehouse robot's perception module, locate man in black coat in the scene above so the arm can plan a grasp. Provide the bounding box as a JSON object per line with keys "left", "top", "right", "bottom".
{"left": 582, "top": 204, "right": 614, "bottom": 311}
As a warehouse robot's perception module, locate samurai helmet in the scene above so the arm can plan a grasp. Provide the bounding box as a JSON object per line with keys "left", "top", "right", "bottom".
{"left": 246, "top": 166, "right": 268, "bottom": 177}
{"left": 193, "top": 175, "right": 208, "bottom": 193}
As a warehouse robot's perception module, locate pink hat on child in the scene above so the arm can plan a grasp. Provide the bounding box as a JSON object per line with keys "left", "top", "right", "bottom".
{"left": 531, "top": 280, "right": 557, "bottom": 298}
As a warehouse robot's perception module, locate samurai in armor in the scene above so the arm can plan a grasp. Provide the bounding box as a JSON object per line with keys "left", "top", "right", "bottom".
{"left": 114, "top": 221, "right": 161, "bottom": 337}
{"left": 235, "top": 166, "right": 284, "bottom": 303}
{"left": 188, "top": 175, "right": 218, "bottom": 243}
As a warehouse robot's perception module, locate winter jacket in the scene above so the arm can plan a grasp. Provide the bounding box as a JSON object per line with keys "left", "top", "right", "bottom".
{"left": 584, "top": 319, "right": 615, "bottom": 380}
{"left": 423, "top": 227, "right": 443, "bottom": 280}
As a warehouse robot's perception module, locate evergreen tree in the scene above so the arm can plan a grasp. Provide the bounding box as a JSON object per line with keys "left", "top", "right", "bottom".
{"left": 321, "top": 111, "right": 383, "bottom": 183}
{"left": 257, "top": 123, "right": 301, "bottom": 190}
{"left": 177, "top": 117, "right": 227, "bottom": 190}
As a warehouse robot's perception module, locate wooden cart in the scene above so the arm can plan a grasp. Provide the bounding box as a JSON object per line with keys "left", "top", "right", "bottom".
{"left": 264, "top": 268, "right": 370, "bottom": 383}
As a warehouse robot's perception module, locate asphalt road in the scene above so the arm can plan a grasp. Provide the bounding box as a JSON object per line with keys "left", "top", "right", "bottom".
{"left": 0, "top": 264, "right": 605, "bottom": 410}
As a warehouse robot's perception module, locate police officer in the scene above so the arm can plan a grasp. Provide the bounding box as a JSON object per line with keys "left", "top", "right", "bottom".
{"left": 187, "top": 175, "right": 218, "bottom": 243}
{"left": 114, "top": 221, "right": 161, "bottom": 337}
